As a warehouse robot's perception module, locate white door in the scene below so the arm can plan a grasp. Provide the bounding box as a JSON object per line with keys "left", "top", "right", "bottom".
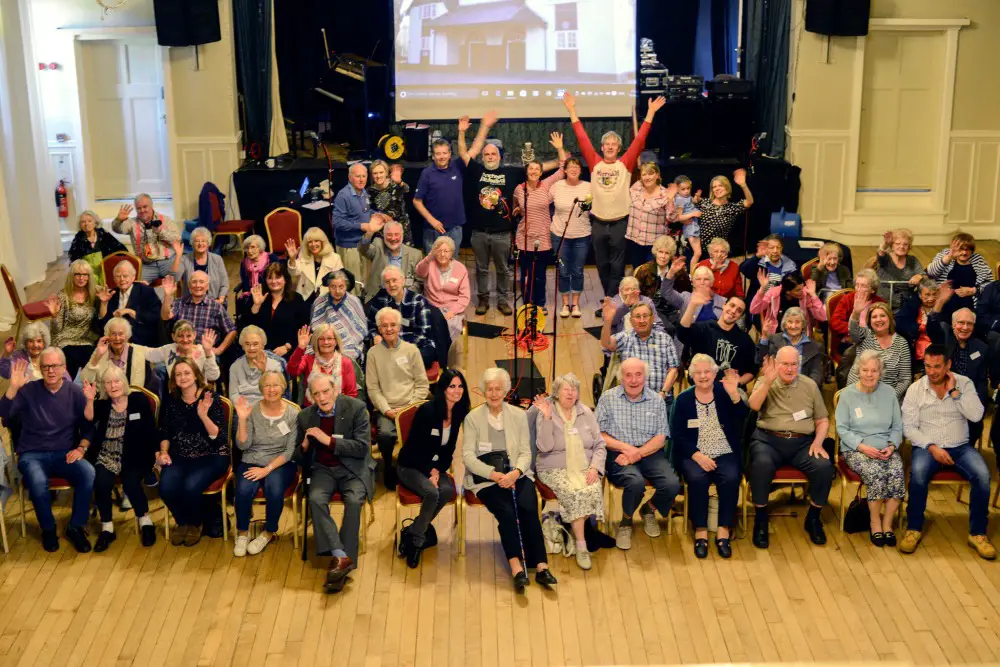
{"left": 81, "top": 39, "right": 171, "bottom": 200}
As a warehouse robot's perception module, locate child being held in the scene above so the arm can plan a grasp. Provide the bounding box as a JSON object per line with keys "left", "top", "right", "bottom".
{"left": 811, "top": 241, "right": 853, "bottom": 303}
{"left": 673, "top": 175, "right": 703, "bottom": 267}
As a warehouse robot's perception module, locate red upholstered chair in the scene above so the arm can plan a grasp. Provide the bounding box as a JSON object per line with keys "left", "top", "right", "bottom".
{"left": 742, "top": 466, "right": 812, "bottom": 530}
{"left": 826, "top": 288, "right": 854, "bottom": 365}
{"left": 606, "top": 477, "right": 679, "bottom": 536}
{"left": 426, "top": 361, "right": 441, "bottom": 383}
{"left": 247, "top": 399, "right": 302, "bottom": 548}
{"left": 1, "top": 263, "right": 53, "bottom": 342}
{"left": 800, "top": 257, "right": 819, "bottom": 282}
{"left": 101, "top": 251, "right": 141, "bottom": 288}
{"left": 202, "top": 187, "right": 255, "bottom": 257}
{"left": 264, "top": 207, "right": 302, "bottom": 258}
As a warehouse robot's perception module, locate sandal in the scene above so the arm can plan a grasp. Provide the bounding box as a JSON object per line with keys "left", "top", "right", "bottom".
{"left": 869, "top": 531, "right": 885, "bottom": 547}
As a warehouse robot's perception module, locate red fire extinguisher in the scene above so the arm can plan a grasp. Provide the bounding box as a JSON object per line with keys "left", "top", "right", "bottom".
{"left": 55, "top": 180, "right": 69, "bottom": 218}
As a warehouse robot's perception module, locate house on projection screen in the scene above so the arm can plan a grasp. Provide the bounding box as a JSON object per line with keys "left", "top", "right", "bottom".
{"left": 400, "top": 0, "right": 633, "bottom": 79}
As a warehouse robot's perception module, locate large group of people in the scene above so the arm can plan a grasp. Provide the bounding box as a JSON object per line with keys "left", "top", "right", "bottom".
{"left": 2, "top": 99, "right": 999, "bottom": 607}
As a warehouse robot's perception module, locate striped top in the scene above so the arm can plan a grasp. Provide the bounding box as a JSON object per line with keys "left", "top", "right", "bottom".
{"left": 548, "top": 180, "right": 592, "bottom": 239}
{"left": 513, "top": 168, "right": 564, "bottom": 251}
{"left": 845, "top": 319, "right": 913, "bottom": 402}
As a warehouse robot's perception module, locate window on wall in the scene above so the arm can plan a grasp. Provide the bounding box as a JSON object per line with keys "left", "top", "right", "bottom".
{"left": 419, "top": 4, "right": 437, "bottom": 20}
{"left": 556, "top": 31, "right": 578, "bottom": 50}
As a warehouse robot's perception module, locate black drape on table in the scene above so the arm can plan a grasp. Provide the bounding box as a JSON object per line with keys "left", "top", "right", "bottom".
{"left": 744, "top": 0, "right": 791, "bottom": 157}
{"left": 233, "top": 0, "right": 273, "bottom": 158}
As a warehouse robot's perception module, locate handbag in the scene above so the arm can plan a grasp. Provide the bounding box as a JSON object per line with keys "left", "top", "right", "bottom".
{"left": 470, "top": 451, "right": 510, "bottom": 485}
{"left": 843, "top": 487, "right": 870, "bottom": 533}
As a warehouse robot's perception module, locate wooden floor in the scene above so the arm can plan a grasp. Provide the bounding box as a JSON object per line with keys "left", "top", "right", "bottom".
{"left": 0, "top": 241, "right": 999, "bottom": 667}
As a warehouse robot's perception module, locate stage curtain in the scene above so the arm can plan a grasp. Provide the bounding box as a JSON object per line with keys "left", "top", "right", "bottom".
{"left": 711, "top": 0, "right": 740, "bottom": 77}
{"left": 234, "top": 0, "right": 288, "bottom": 159}
{"left": 744, "top": 0, "right": 791, "bottom": 157}
{"left": 268, "top": 0, "right": 289, "bottom": 157}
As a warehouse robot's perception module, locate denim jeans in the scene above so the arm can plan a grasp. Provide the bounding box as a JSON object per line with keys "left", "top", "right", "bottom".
{"left": 233, "top": 461, "right": 298, "bottom": 532}
{"left": 17, "top": 450, "right": 96, "bottom": 531}
{"left": 551, "top": 233, "right": 590, "bottom": 295}
{"left": 470, "top": 230, "right": 512, "bottom": 305}
{"left": 907, "top": 444, "right": 991, "bottom": 535}
{"left": 423, "top": 225, "right": 464, "bottom": 255}
{"left": 606, "top": 450, "right": 681, "bottom": 519}
{"left": 518, "top": 249, "right": 550, "bottom": 307}
{"left": 159, "top": 455, "right": 230, "bottom": 527}
{"left": 141, "top": 257, "right": 180, "bottom": 283}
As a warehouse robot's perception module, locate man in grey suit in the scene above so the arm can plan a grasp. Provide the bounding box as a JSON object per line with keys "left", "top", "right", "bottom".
{"left": 296, "top": 373, "right": 374, "bottom": 594}
{"left": 360, "top": 219, "right": 422, "bottom": 301}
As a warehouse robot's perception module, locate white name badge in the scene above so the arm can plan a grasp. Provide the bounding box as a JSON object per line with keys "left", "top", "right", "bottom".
{"left": 478, "top": 441, "right": 491, "bottom": 453}
{"left": 568, "top": 427, "right": 579, "bottom": 435}
{"left": 432, "top": 454, "right": 439, "bottom": 462}
{"left": 395, "top": 356, "right": 409, "bottom": 367}
{"left": 430, "top": 428, "right": 440, "bottom": 436}
{"left": 687, "top": 419, "right": 701, "bottom": 428}
{"left": 276, "top": 421, "right": 291, "bottom": 436}
{"left": 129, "top": 413, "right": 141, "bottom": 421}
{"left": 792, "top": 410, "right": 808, "bottom": 422}
{"left": 854, "top": 407, "right": 863, "bottom": 419}
{"left": 448, "top": 277, "right": 459, "bottom": 284}
{"left": 400, "top": 317, "right": 410, "bottom": 326}
{"left": 648, "top": 344, "right": 657, "bottom": 349}
{"left": 970, "top": 351, "right": 981, "bottom": 360}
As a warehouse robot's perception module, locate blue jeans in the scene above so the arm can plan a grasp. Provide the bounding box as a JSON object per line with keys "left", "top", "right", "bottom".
{"left": 518, "top": 250, "right": 550, "bottom": 307}
{"left": 606, "top": 450, "right": 681, "bottom": 519}
{"left": 551, "top": 233, "right": 589, "bottom": 295}
{"left": 233, "top": 461, "right": 297, "bottom": 532}
{"left": 423, "top": 225, "right": 463, "bottom": 255}
{"left": 141, "top": 257, "right": 180, "bottom": 283}
{"left": 17, "top": 450, "right": 95, "bottom": 531}
{"left": 678, "top": 453, "right": 740, "bottom": 530}
{"left": 159, "top": 455, "right": 230, "bottom": 527}
{"left": 907, "top": 444, "right": 991, "bottom": 535}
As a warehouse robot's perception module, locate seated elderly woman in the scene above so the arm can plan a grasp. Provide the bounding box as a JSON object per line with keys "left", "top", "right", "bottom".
{"left": 811, "top": 242, "right": 854, "bottom": 303}
{"left": 145, "top": 319, "right": 221, "bottom": 383}
{"left": 830, "top": 268, "right": 885, "bottom": 354}
{"left": 416, "top": 235, "right": 470, "bottom": 344}
{"left": 246, "top": 262, "right": 308, "bottom": 360}
{"left": 232, "top": 371, "right": 300, "bottom": 557}
{"left": 229, "top": 325, "right": 284, "bottom": 404}
{"left": 396, "top": 369, "right": 470, "bottom": 568}
{"left": 158, "top": 358, "right": 229, "bottom": 547}
{"left": 81, "top": 317, "right": 155, "bottom": 395}
{"left": 894, "top": 278, "right": 940, "bottom": 368}
{"left": 1, "top": 323, "right": 71, "bottom": 384}
{"left": 872, "top": 228, "right": 924, "bottom": 310}
{"left": 757, "top": 307, "right": 824, "bottom": 387}
{"left": 45, "top": 259, "right": 99, "bottom": 379}
{"left": 236, "top": 234, "right": 281, "bottom": 324}
{"left": 633, "top": 235, "right": 689, "bottom": 304}
{"left": 287, "top": 228, "right": 344, "bottom": 307}
{"left": 926, "top": 232, "right": 993, "bottom": 320}
{"left": 835, "top": 349, "right": 905, "bottom": 546}
{"left": 68, "top": 209, "right": 127, "bottom": 278}
{"left": 310, "top": 270, "right": 367, "bottom": 362}
{"left": 463, "top": 367, "right": 557, "bottom": 593}
{"left": 750, "top": 270, "right": 826, "bottom": 338}
{"left": 287, "top": 323, "right": 358, "bottom": 405}
{"left": 670, "top": 354, "right": 747, "bottom": 559}
{"left": 83, "top": 365, "right": 158, "bottom": 551}
{"left": 180, "top": 226, "right": 229, "bottom": 305}
{"left": 661, "top": 257, "right": 727, "bottom": 322}
{"left": 845, "top": 300, "right": 912, "bottom": 402}
{"left": 695, "top": 237, "right": 744, "bottom": 300}
{"left": 533, "top": 373, "right": 606, "bottom": 571}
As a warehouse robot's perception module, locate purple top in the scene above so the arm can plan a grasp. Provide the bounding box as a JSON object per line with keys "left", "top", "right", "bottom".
{"left": 414, "top": 158, "right": 466, "bottom": 229}
{"left": 0, "top": 380, "right": 88, "bottom": 453}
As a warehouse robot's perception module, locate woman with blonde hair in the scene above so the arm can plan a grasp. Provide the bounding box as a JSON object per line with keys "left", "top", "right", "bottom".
{"left": 694, "top": 169, "right": 753, "bottom": 243}
{"left": 68, "top": 209, "right": 126, "bottom": 281}
{"left": 286, "top": 227, "right": 344, "bottom": 305}
{"left": 873, "top": 228, "right": 924, "bottom": 309}
{"left": 45, "top": 259, "right": 99, "bottom": 378}
{"left": 286, "top": 323, "right": 358, "bottom": 405}
{"left": 367, "top": 159, "right": 412, "bottom": 243}
{"left": 626, "top": 162, "right": 678, "bottom": 270}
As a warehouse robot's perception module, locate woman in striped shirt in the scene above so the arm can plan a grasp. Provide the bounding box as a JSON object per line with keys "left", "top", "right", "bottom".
{"left": 846, "top": 300, "right": 913, "bottom": 402}
{"left": 549, "top": 157, "right": 592, "bottom": 317}
{"left": 626, "top": 162, "right": 678, "bottom": 272}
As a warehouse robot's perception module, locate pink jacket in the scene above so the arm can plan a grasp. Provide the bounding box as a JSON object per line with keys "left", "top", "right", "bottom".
{"left": 750, "top": 285, "right": 827, "bottom": 337}
{"left": 415, "top": 255, "right": 470, "bottom": 317}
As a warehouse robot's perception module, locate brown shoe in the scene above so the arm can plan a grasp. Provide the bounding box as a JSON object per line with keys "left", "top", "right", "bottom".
{"left": 898, "top": 529, "right": 922, "bottom": 554}
{"left": 324, "top": 556, "right": 353, "bottom": 593}
{"left": 497, "top": 302, "right": 513, "bottom": 316}
{"left": 170, "top": 524, "right": 187, "bottom": 547}
{"left": 968, "top": 534, "right": 997, "bottom": 560}
{"left": 184, "top": 525, "right": 202, "bottom": 547}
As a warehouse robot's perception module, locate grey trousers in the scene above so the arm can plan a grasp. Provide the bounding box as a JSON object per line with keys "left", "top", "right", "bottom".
{"left": 397, "top": 466, "right": 456, "bottom": 547}
{"left": 308, "top": 463, "right": 366, "bottom": 562}
{"left": 469, "top": 230, "right": 512, "bottom": 306}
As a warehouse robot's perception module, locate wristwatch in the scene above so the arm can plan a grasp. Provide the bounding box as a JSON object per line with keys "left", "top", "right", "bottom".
{"left": 949, "top": 387, "right": 961, "bottom": 399}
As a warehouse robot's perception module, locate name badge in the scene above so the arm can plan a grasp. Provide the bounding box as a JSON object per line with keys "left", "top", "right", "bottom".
{"left": 792, "top": 410, "right": 808, "bottom": 422}
{"left": 431, "top": 454, "right": 439, "bottom": 462}
{"left": 129, "top": 413, "right": 140, "bottom": 421}
{"left": 568, "top": 427, "right": 579, "bottom": 435}
{"left": 648, "top": 344, "right": 657, "bottom": 349}
{"left": 478, "top": 440, "right": 491, "bottom": 453}
{"left": 854, "top": 407, "right": 863, "bottom": 419}
{"left": 430, "top": 428, "right": 440, "bottom": 436}
{"left": 448, "top": 277, "right": 459, "bottom": 284}
{"left": 395, "top": 356, "right": 409, "bottom": 367}
{"left": 276, "top": 421, "right": 290, "bottom": 436}
{"left": 400, "top": 317, "right": 410, "bottom": 327}
{"left": 687, "top": 419, "right": 701, "bottom": 428}
{"left": 970, "top": 351, "right": 981, "bottom": 360}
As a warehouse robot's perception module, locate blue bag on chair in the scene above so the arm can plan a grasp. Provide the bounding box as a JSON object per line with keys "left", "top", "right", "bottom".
{"left": 770, "top": 208, "right": 802, "bottom": 238}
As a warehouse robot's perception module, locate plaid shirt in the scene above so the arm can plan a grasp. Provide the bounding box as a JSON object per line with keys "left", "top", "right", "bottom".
{"left": 365, "top": 288, "right": 435, "bottom": 353}
{"left": 612, "top": 329, "right": 679, "bottom": 392}
{"left": 596, "top": 385, "right": 670, "bottom": 445}
{"left": 626, "top": 182, "right": 677, "bottom": 246}
{"left": 171, "top": 296, "right": 235, "bottom": 340}
{"left": 310, "top": 292, "right": 367, "bottom": 361}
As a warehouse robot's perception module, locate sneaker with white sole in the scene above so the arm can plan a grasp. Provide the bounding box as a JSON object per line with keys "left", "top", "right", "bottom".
{"left": 571, "top": 305, "right": 582, "bottom": 318}
{"left": 641, "top": 508, "right": 661, "bottom": 538}
{"left": 575, "top": 549, "right": 593, "bottom": 570}
{"left": 247, "top": 533, "right": 272, "bottom": 556}
{"left": 233, "top": 535, "right": 249, "bottom": 557}
{"left": 559, "top": 305, "right": 570, "bottom": 318}
{"left": 615, "top": 524, "right": 633, "bottom": 550}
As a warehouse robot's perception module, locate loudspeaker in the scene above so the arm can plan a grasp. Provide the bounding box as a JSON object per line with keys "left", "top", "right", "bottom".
{"left": 805, "top": 0, "right": 871, "bottom": 37}
{"left": 153, "top": 0, "right": 222, "bottom": 47}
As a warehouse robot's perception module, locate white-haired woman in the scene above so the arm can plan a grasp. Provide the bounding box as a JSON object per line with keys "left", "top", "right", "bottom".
{"left": 287, "top": 227, "right": 344, "bottom": 305}
{"left": 232, "top": 370, "right": 300, "bottom": 557}
{"left": 144, "top": 319, "right": 220, "bottom": 382}
{"left": 533, "top": 373, "right": 606, "bottom": 570}
{"left": 368, "top": 159, "right": 412, "bottom": 244}
{"left": 180, "top": 226, "right": 229, "bottom": 305}
{"left": 695, "top": 237, "right": 744, "bottom": 300}
{"left": 45, "top": 259, "right": 99, "bottom": 378}
{"left": 463, "top": 367, "right": 556, "bottom": 592}
{"left": 287, "top": 323, "right": 358, "bottom": 405}
{"left": 416, "top": 235, "right": 470, "bottom": 342}
{"left": 68, "top": 209, "right": 127, "bottom": 282}
{"left": 0, "top": 322, "right": 67, "bottom": 382}
{"left": 835, "top": 349, "right": 904, "bottom": 546}
{"left": 83, "top": 365, "right": 158, "bottom": 550}
{"left": 693, "top": 170, "right": 753, "bottom": 243}
{"left": 229, "top": 325, "right": 284, "bottom": 404}
{"left": 670, "top": 354, "right": 746, "bottom": 559}
{"left": 873, "top": 228, "right": 924, "bottom": 310}
{"left": 661, "top": 258, "right": 727, "bottom": 322}
{"left": 757, "top": 307, "right": 824, "bottom": 387}
{"left": 626, "top": 162, "right": 678, "bottom": 270}
{"left": 633, "top": 235, "right": 681, "bottom": 304}
{"left": 81, "top": 317, "right": 152, "bottom": 394}
{"left": 237, "top": 234, "right": 280, "bottom": 325}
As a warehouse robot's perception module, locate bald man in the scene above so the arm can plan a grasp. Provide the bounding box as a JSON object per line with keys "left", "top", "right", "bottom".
{"left": 333, "top": 163, "right": 382, "bottom": 293}
{"left": 747, "top": 346, "right": 833, "bottom": 549}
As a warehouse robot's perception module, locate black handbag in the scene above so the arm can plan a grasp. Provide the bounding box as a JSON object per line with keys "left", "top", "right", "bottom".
{"left": 843, "top": 487, "right": 870, "bottom": 533}
{"left": 470, "top": 451, "right": 510, "bottom": 485}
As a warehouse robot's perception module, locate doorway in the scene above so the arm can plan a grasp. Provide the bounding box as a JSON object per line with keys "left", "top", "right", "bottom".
{"left": 79, "top": 38, "right": 171, "bottom": 200}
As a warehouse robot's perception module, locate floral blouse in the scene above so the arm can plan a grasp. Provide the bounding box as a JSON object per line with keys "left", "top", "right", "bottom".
{"left": 159, "top": 392, "right": 229, "bottom": 459}
{"left": 50, "top": 291, "right": 98, "bottom": 347}
{"left": 368, "top": 181, "right": 411, "bottom": 244}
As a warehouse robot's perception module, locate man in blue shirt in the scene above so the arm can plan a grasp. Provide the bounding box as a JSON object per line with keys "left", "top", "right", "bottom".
{"left": 333, "top": 163, "right": 383, "bottom": 294}
{"left": 413, "top": 139, "right": 466, "bottom": 255}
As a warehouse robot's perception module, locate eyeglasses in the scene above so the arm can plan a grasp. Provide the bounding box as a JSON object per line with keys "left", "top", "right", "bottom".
{"left": 73, "top": 273, "right": 90, "bottom": 277}
{"left": 955, "top": 320, "right": 975, "bottom": 327}
{"left": 41, "top": 364, "right": 65, "bottom": 371}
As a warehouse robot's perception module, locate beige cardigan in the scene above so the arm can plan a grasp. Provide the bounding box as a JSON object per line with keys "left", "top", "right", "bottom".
{"left": 80, "top": 344, "right": 148, "bottom": 397}
{"left": 462, "top": 402, "right": 533, "bottom": 495}
{"left": 289, "top": 252, "right": 344, "bottom": 300}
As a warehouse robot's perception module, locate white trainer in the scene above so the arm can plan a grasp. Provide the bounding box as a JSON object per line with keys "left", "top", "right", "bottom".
{"left": 247, "top": 533, "right": 272, "bottom": 556}
{"left": 575, "top": 549, "right": 593, "bottom": 570}
{"left": 233, "top": 535, "right": 249, "bottom": 557}
{"left": 615, "top": 524, "right": 633, "bottom": 550}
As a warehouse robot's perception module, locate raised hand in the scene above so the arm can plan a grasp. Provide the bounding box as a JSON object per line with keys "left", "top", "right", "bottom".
{"left": 390, "top": 164, "right": 403, "bottom": 184}
{"left": 721, "top": 368, "right": 740, "bottom": 396}
{"left": 601, "top": 298, "right": 618, "bottom": 323}
{"left": 96, "top": 285, "right": 113, "bottom": 304}
{"left": 853, "top": 289, "right": 870, "bottom": 315}
{"left": 532, "top": 394, "right": 552, "bottom": 420}
{"left": 234, "top": 396, "right": 252, "bottom": 421}
{"left": 757, "top": 267, "right": 769, "bottom": 287}
{"left": 761, "top": 356, "right": 778, "bottom": 383}
{"left": 162, "top": 274, "right": 176, "bottom": 297}
{"left": 82, "top": 380, "right": 97, "bottom": 402}
{"left": 93, "top": 336, "right": 110, "bottom": 360}
{"left": 285, "top": 239, "right": 299, "bottom": 260}
{"left": 297, "top": 324, "right": 311, "bottom": 349}
{"left": 3, "top": 337, "right": 15, "bottom": 357}
{"left": 646, "top": 95, "right": 667, "bottom": 116}
{"left": 116, "top": 204, "right": 134, "bottom": 222}
{"left": 196, "top": 391, "right": 213, "bottom": 419}
{"left": 457, "top": 115, "right": 471, "bottom": 133}
{"left": 882, "top": 230, "right": 894, "bottom": 249}
{"left": 755, "top": 240, "right": 768, "bottom": 258}
{"left": 8, "top": 359, "right": 28, "bottom": 391}
{"left": 561, "top": 91, "right": 576, "bottom": 110}
{"left": 664, "top": 182, "right": 678, "bottom": 198}
{"left": 804, "top": 279, "right": 817, "bottom": 297}
{"left": 45, "top": 294, "right": 61, "bottom": 316}
{"left": 482, "top": 110, "right": 498, "bottom": 127}
{"left": 200, "top": 328, "right": 217, "bottom": 352}
{"left": 690, "top": 288, "right": 711, "bottom": 307}
{"left": 250, "top": 283, "right": 266, "bottom": 306}
{"left": 548, "top": 131, "right": 564, "bottom": 150}
{"left": 669, "top": 255, "right": 687, "bottom": 276}
{"left": 733, "top": 168, "right": 747, "bottom": 186}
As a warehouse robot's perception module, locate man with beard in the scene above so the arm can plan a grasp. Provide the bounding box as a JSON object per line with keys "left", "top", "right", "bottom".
{"left": 678, "top": 291, "right": 757, "bottom": 385}
{"left": 112, "top": 193, "right": 182, "bottom": 283}
{"left": 360, "top": 219, "right": 422, "bottom": 301}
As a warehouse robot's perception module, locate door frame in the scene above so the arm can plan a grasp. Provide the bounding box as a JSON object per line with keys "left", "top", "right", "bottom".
{"left": 72, "top": 27, "right": 177, "bottom": 208}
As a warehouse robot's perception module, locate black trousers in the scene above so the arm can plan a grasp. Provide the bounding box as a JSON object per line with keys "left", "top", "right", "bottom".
{"left": 94, "top": 463, "right": 150, "bottom": 523}
{"left": 476, "top": 476, "right": 547, "bottom": 568}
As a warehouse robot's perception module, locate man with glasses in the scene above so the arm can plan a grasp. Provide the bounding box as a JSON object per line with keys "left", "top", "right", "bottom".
{"left": 0, "top": 349, "right": 95, "bottom": 553}
{"left": 600, "top": 300, "right": 679, "bottom": 414}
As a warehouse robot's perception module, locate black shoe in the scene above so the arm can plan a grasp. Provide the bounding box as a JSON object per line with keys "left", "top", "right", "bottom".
{"left": 406, "top": 543, "right": 423, "bottom": 569}
{"left": 869, "top": 531, "right": 885, "bottom": 547}
{"left": 65, "top": 526, "right": 92, "bottom": 553}
{"left": 94, "top": 530, "right": 116, "bottom": 553}
{"left": 475, "top": 303, "right": 489, "bottom": 316}
{"left": 753, "top": 518, "right": 769, "bottom": 549}
{"left": 535, "top": 569, "right": 558, "bottom": 589}
{"left": 140, "top": 524, "right": 157, "bottom": 547}
{"left": 715, "top": 537, "right": 732, "bottom": 559}
{"left": 202, "top": 518, "right": 225, "bottom": 539}
{"left": 805, "top": 515, "right": 827, "bottom": 545}
{"left": 513, "top": 570, "right": 530, "bottom": 594}
{"left": 693, "top": 538, "right": 709, "bottom": 559}
{"left": 883, "top": 531, "right": 897, "bottom": 547}
{"left": 41, "top": 528, "right": 59, "bottom": 553}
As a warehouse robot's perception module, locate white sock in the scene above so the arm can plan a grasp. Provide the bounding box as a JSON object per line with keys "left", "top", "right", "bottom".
{"left": 138, "top": 515, "right": 153, "bottom": 527}
{"left": 101, "top": 522, "right": 114, "bottom": 533}
{"left": 576, "top": 540, "right": 587, "bottom": 551}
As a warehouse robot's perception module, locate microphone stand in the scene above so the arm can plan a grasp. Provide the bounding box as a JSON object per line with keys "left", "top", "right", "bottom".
{"left": 526, "top": 239, "right": 540, "bottom": 396}
{"left": 508, "top": 178, "right": 529, "bottom": 405}
{"left": 549, "top": 199, "right": 579, "bottom": 383}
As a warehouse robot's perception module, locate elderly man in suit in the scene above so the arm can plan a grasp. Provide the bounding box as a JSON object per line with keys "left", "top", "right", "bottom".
{"left": 360, "top": 219, "right": 423, "bottom": 301}
{"left": 93, "top": 260, "right": 162, "bottom": 347}
{"left": 296, "top": 373, "right": 374, "bottom": 594}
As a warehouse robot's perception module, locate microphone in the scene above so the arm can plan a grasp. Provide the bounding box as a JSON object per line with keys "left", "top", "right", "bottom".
{"left": 572, "top": 197, "right": 579, "bottom": 203}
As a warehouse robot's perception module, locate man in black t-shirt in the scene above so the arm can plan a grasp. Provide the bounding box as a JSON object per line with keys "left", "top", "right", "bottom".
{"left": 678, "top": 292, "right": 758, "bottom": 384}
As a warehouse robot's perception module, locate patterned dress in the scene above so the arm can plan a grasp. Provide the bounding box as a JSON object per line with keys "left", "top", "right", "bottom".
{"left": 368, "top": 182, "right": 411, "bottom": 244}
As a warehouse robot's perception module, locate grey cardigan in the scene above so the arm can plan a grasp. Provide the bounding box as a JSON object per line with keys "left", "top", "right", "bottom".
{"left": 534, "top": 402, "right": 606, "bottom": 474}
{"left": 236, "top": 402, "right": 300, "bottom": 466}
{"left": 181, "top": 252, "right": 230, "bottom": 303}
{"left": 462, "top": 402, "right": 532, "bottom": 495}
